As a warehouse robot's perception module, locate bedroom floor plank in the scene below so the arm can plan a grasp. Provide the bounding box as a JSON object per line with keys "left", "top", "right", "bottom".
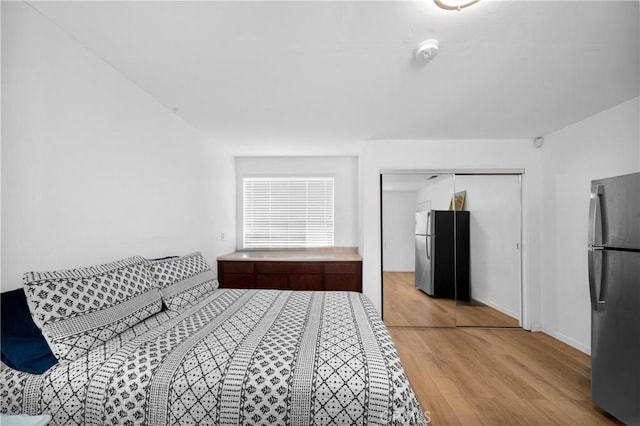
{"left": 493, "top": 397, "right": 565, "bottom": 425}
{"left": 417, "top": 395, "right": 461, "bottom": 426}
{"left": 500, "top": 351, "right": 589, "bottom": 401}
{"left": 434, "top": 353, "right": 497, "bottom": 399}
{"left": 382, "top": 271, "right": 456, "bottom": 327}
{"left": 546, "top": 399, "right": 623, "bottom": 426}
{"left": 400, "top": 352, "right": 442, "bottom": 396}
{"left": 439, "top": 396, "right": 487, "bottom": 425}
{"left": 527, "top": 399, "right": 607, "bottom": 425}
{"left": 461, "top": 397, "right": 531, "bottom": 425}
{"left": 457, "top": 352, "right": 545, "bottom": 400}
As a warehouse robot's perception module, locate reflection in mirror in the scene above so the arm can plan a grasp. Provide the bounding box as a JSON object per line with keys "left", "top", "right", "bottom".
{"left": 453, "top": 174, "right": 522, "bottom": 327}
{"left": 381, "top": 173, "right": 456, "bottom": 327}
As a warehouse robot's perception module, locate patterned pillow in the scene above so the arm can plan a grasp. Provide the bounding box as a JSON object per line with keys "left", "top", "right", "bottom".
{"left": 23, "top": 256, "right": 162, "bottom": 362}
{"left": 147, "top": 252, "right": 218, "bottom": 310}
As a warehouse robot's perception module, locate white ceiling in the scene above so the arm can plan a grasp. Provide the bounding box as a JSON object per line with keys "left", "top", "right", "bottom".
{"left": 29, "top": 0, "right": 639, "bottom": 155}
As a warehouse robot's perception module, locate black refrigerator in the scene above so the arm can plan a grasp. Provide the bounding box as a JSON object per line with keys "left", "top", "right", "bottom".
{"left": 414, "top": 210, "right": 469, "bottom": 299}
{"left": 588, "top": 172, "right": 640, "bottom": 425}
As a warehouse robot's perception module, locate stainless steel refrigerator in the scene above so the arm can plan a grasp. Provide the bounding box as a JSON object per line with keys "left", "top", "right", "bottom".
{"left": 588, "top": 172, "right": 640, "bottom": 425}
{"left": 415, "top": 210, "right": 469, "bottom": 299}
{"left": 415, "top": 210, "right": 433, "bottom": 295}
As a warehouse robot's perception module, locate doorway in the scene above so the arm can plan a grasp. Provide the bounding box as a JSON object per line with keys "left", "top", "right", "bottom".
{"left": 381, "top": 171, "right": 523, "bottom": 328}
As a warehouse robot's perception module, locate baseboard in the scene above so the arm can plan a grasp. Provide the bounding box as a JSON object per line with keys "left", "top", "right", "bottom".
{"left": 529, "top": 323, "right": 543, "bottom": 332}
{"left": 540, "top": 327, "right": 591, "bottom": 355}
{"left": 472, "top": 297, "right": 519, "bottom": 320}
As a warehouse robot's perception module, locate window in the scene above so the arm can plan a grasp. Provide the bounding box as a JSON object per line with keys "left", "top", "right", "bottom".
{"left": 243, "top": 177, "right": 334, "bottom": 248}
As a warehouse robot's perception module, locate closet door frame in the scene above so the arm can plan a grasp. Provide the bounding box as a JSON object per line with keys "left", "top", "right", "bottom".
{"left": 379, "top": 169, "right": 528, "bottom": 330}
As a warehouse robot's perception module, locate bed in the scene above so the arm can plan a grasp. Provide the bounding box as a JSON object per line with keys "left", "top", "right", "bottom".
{"left": 1, "top": 253, "right": 425, "bottom": 425}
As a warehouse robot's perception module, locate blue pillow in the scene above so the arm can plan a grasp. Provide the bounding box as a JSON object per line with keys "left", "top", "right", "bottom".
{"left": 1, "top": 288, "right": 57, "bottom": 374}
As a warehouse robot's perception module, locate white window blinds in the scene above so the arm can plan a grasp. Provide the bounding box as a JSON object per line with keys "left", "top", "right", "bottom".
{"left": 243, "top": 177, "right": 335, "bottom": 248}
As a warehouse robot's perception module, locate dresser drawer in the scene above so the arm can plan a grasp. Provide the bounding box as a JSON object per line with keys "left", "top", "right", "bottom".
{"left": 324, "top": 262, "right": 359, "bottom": 275}
{"left": 255, "top": 262, "right": 321, "bottom": 275}
{"left": 221, "top": 262, "right": 254, "bottom": 274}
{"left": 324, "top": 274, "right": 361, "bottom": 292}
{"left": 220, "top": 274, "right": 254, "bottom": 288}
{"left": 255, "top": 274, "right": 288, "bottom": 289}
{"left": 289, "top": 274, "right": 322, "bottom": 291}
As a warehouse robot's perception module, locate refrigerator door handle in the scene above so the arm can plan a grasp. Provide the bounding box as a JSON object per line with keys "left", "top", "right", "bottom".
{"left": 588, "top": 184, "right": 605, "bottom": 246}
{"left": 426, "top": 212, "right": 431, "bottom": 260}
{"left": 588, "top": 248, "right": 606, "bottom": 311}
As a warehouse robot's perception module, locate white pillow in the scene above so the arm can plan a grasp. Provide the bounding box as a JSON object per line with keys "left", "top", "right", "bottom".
{"left": 23, "top": 256, "right": 162, "bottom": 361}
{"left": 147, "top": 252, "right": 218, "bottom": 310}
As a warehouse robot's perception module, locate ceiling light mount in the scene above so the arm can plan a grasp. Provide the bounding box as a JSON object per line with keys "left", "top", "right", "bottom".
{"left": 414, "top": 39, "right": 439, "bottom": 62}
{"left": 434, "top": 0, "right": 480, "bottom": 11}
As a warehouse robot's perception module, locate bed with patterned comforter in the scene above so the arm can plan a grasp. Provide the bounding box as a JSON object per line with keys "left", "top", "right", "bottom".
{"left": 2, "top": 283, "right": 425, "bottom": 425}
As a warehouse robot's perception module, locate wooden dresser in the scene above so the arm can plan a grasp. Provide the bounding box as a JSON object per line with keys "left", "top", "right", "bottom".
{"left": 217, "top": 250, "right": 362, "bottom": 292}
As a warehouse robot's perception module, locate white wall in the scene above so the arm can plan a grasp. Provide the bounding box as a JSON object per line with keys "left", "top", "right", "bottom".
{"left": 235, "top": 156, "right": 358, "bottom": 249}
{"left": 381, "top": 191, "right": 415, "bottom": 272}
{"left": 455, "top": 175, "right": 522, "bottom": 319}
{"left": 360, "top": 139, "right": 543, "bottom": 331}
{"left": 1, "top": 2, "right": 236, "bottom": 290}
{"left": 416, "top": 176, "right": 455, "bottom": 210}
{"left": 540, "top": 96, "right": 639, "bottom": 354}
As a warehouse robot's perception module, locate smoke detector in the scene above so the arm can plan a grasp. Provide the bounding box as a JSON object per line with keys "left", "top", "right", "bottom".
{"left": 414, "top": 39, "right": 439, "bottom": 62}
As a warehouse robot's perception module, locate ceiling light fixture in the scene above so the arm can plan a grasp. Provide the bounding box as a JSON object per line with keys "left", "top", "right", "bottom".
{"left": 434, "top": 0, "right": 480, "bottom": 11}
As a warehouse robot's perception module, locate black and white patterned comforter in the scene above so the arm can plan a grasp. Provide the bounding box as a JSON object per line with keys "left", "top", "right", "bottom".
{"left": 1, "top": 289, "right": 425, "bottom": 425}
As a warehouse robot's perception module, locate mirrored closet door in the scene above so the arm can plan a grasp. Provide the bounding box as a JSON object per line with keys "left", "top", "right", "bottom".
{"left": 381, "top": 173, "right": 456, "bottom": 327}
{"left": 453, "top": 174, "right": 522, "bottom": 328}
{"left": 380, "top": 171, "right": 523, "bottom": 329}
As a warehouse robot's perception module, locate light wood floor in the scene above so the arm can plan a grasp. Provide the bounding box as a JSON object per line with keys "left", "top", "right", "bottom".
{"left": 383, "top": 271, "right": 519, "bottom": 328}
{"left": 383, "top": 271, "right": 456, "bottom": 327}
{"left": 383, "top": 272, "right": 621, "bottom": 425}
{"left": 390, "top": 328, "right": 621, "bottom": 425}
